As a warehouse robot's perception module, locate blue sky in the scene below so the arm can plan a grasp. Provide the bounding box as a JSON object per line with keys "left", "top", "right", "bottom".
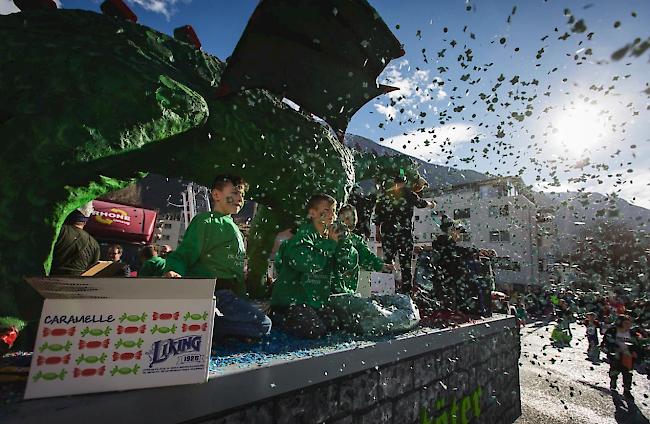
{"left": 2, "top": 0, "right": 649, "bottom": 207}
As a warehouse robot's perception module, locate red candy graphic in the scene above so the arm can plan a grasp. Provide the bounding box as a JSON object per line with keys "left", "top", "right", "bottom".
{"left": 152, "top": 311, "right": 180, "bottom": 321}
{"left": 117, "top": 325, "right": 146, "bottom": 335}
{"left": 42, "top": 326, "right": 76, "bottom": 337}
{"left": 181, "top": 323, "right": 208, "bottom": 333}
{"left": 74, "top": 366, "right": 106, "bottom": 378}
{"left": 37, "top": 354, "right": 71, "bottom": 366}
{"left": 78, "top": 339, "right": 110, "bottom": 350}
{"left": 112, "top": 351, "right": 142, "bottom": 362}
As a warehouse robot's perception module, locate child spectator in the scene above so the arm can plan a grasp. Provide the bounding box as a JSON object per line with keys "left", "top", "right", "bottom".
{"left": 164, "top": 175, "right": 271, "bottom": 340}
{"left": 138, "top": 245, "right": 166, "bottom": 277}
{"left": 270, "top": 194, "right": 357, "bottom": 339}
{"left": 601, "top": 315, "right": 643, "bottom": 399}
{"left": 333, "top": 204, "right": 392, "bottom": 293}
{"left": 583, "top": 312, "right": 600, "bottom": 361}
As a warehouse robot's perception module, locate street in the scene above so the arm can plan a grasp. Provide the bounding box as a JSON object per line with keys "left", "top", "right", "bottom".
{"left": 517, "top": 322, "right": 650, "bottom": 424}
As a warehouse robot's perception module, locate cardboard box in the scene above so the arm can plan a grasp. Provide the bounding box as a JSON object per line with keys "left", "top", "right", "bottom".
{"left": 23, "top": 277, "right": 216, "bottom": 399}
{"left": 370, "top": 272, "right": 396, "bottom": 295}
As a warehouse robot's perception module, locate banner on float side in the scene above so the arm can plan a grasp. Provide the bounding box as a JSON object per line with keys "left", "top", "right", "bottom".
{"left": 23, "top": 277, "right": 216, "bottom": 399}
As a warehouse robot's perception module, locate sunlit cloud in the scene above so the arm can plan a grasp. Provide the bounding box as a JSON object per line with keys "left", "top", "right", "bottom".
{"left": 378, "top": 124, "right": 479, "bottom": 164}
{"left": 128, "top": 0, "right": 190, "bottom": 20}
{"left": 373, "top": 61, "right": 446, "bottom": 120}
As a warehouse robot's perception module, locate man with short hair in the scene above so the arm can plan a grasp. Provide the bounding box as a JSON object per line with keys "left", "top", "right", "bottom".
{"left": 159, "top": 244, "right": 173, "bottom": 258}
{"left": 105, "top": 243, "right": 131, "bottom": 277}
{"left": 374, "top": 175, "right": 435, "bottom": 293}
{"left": 164, "top": 175, "right": 271, "bottom": 340}
{"left": 51, "top": 202, "right": 100, "bottom": 276}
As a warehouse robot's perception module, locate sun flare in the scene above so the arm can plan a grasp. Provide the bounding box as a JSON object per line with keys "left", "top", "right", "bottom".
{"left": 551, "top": 104, "right": 611, "bottom": 154}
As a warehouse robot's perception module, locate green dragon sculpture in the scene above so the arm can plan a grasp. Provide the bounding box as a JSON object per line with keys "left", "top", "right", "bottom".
{"left": 0, "top": 1, "right": 420, "bottom": 340}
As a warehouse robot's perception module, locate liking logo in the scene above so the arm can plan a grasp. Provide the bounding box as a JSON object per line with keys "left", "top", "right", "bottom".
{"left": 146, "top": 336, "right": 202, "bottom": 367}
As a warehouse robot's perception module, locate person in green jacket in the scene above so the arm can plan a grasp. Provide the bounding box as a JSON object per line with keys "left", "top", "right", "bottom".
{"left": 271, "top": 193, "right": 357, "bottom": 339}
{"left": 138, "top": 245, "right": 166, "bottom": 277}
{"left": 164, "top": 175, "right": 271, "bottom": 340}
{"left": 327, "top": 205, "right": 419, "bottom": 336}
{"left": 333, "top": 204, "right": 392, "bottom": 293}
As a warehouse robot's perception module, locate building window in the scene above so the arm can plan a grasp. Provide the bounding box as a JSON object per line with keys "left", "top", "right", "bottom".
{"left": 454, "top": 208, "right": 471, "bottom": 219}
{"left": 495, "top": 257, "right": 521, "bottom": 271}
{"left": 538, "top": 259, "right": 544, "bottom": 272}
{"left": 163, "top": 223, "right": 173, "bottom": 229}
{"left": 489, "top": 205, "right": 509, "bottom": 217}
{"left": 161, "top": 235, "right": 170, "bottom": 240}
{"left": 489, "top": 230, "right": 510, "bottom": 242}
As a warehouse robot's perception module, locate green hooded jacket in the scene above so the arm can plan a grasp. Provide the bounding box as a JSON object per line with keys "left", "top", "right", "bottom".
{"left": 271, "top": 222, "right": 357, "bottom": 309}
{"left": 163, "top": 211, "right": 246, "bottom": 296}
{"left": 139, "top": 256, "right": 166, "bottom": 277}
{"left": 333, "top": 232, "right": 385, "bottom": 294}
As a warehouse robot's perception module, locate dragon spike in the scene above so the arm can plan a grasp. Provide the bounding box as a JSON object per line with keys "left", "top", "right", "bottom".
{"left": 174, "top": 25, "right": 201, "bottom": 50}
{"left": 13, "top": 0, "right": 57, "bottom": 11}
{"left": 100, "top": 0, "right": 137, "bottom": 23}
{"left": 379, "top": 84, "right": 400, "bottom": 94}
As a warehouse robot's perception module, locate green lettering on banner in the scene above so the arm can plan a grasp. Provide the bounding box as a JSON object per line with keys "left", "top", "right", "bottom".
{"left": 420, "top": 386, "right": 483, "bottom": 424}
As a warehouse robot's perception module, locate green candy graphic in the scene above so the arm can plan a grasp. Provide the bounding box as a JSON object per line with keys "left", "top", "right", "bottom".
{"left": 119, "top": 312, "right": 147, "bottom": 323}
{"left": 151, "top": 324, "right": 177, "bottom": 335}
{"left": 114, "top": 338, "right": 144, "bottom": 349}
{"left": 76, "top": 353, "right": 108, "bottom": 365}
{"left": 81, "top": 326, "right": 112, "bottom": 337}
{"left": 33, "top": 369, "right": 67, "bottom": 382}
{"left": 110, "top": 364, "right": 140, "bottom": 376}
{"left": 38, "top": 341, "right": 73, "bottom": 353}
{"left": 183, "top": 311, "right": 208, "bottom": 322}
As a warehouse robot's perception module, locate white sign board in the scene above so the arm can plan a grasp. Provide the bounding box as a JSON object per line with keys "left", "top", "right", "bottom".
{"left": 370, "top": 272, "right": 396, "bottom": 295}
{"left": 23, "top": 277, "right": 216, "bottom": 400}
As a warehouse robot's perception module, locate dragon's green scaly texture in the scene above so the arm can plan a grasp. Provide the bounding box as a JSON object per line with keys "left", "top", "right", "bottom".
{"left": 0, "top": 7, "right": 419, "bottom": 337}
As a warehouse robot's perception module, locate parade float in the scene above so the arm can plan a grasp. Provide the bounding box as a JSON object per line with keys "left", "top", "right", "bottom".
{"left": 0, "top": 1, "right": 521, "bottom": 422}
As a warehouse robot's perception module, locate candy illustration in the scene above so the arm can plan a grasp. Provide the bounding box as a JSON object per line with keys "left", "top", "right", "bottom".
{"left": 36, "top": 354, "right": 71, "bottom": 366}
{"left": 112, "top": 351, "right": 142, "bottom": 362}
{"left": 76, "top": 353, "right": 108, "bottom": 365}
{"left": 152, "top": 311, "right": 180, "bottom": 321}
{"left": 42, "top": 326, "right": 76, "bottom": 337}
{"left": 117, "top": 325, "right": 146, "bottom": 335}
{"left": 110, "top": 364, "right": 140, "bottom": 376}
{"left": 78, "top": 339, "right": 110, "bottom": 350}
{"left": 182, "top": 323, "right": 208, "bottom": 333}
{"left": 33, "top": 369, "right": 67, "bottom": 382}
{"left": 150, "top": 324, "right": 177, "bottom": 335}
{"left": 81, "top": 326, "right": 112, "bottom": 337}
{"left": 114, "top": 338, "right": 144, "bottom": 349}
{"left": 183, "top": 311, "right": 208, "bottom": 322}
{"left": 74, "top": 366, "right": 106, "bottom": 378}
{"left": 38, "top": 341, "right": 73, "bottom": 353}
{"left": 119, "top": 313, "right": 147, "bottom": 323}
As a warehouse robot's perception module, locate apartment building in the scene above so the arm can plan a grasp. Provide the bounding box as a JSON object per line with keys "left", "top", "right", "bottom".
{"left": 413, "top": 176, "right": 550, "bottom": 290}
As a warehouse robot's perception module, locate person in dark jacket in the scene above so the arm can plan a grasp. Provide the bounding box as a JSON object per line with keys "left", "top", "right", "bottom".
{"left": 601, "top": 314, "right": 644, "bottom": 399}
{"left": 51, "top": 202, "right": 100, "bottom": 276}
{"left": 374, "top": 175, "right": 435, "bottom": 293}
{"left": 105, "top": 244, "right": 131, "bottom": 277}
